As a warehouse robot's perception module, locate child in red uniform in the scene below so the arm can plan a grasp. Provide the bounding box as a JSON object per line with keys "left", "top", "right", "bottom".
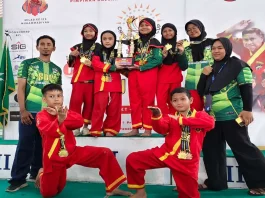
{"left": 123, "top": 18, "right": 163, "bottom": 137}
{"left": 35, "top": 84, "right": 132, "bottom": 198}
{"left": 68, "top": 23, "right": 101, "bottom": 136}
{"left": 89, "top": 30, "right": 124, "bottom": 137}
{"left": 158, "top": 23, "right": 188, "bottom": 115}
{"left": 126, "top": 87, "right": 214, "bottom": 198}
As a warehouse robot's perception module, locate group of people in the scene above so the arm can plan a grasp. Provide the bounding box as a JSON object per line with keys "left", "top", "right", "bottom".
{"left": 4, "top": 17, "right": 265, "bottom": 197}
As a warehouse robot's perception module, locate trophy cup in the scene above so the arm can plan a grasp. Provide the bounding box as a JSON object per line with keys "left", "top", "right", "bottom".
{"left": 115, "top": 29, "right": 135, "bottom": 67}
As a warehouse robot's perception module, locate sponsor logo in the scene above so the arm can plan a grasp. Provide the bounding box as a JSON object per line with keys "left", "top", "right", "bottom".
{"left": 11, "top": 42, "right": 27, "bottom": 51}
{"left": 22, "top": 0, "right": 48, "bottom": 16}
{"left": 13, "top": 54, "right": 26, "bottom": 61}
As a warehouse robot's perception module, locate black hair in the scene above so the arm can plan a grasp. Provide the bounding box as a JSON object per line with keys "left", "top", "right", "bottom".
{"left": 170, "top": 87, "right": 191, "bottom": 100}
{"left": 36, "top": 35, "right": 56, "bottom": 47}
{"left": 41, "top": 84, "right": 63, "bottom": 95}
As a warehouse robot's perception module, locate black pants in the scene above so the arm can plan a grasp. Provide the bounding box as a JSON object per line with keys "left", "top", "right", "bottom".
{"left": 203, "top": 120, "right": 265, "bottom": 190}
{"left": 9, "top": 113, "right": 43, "bottom": 184}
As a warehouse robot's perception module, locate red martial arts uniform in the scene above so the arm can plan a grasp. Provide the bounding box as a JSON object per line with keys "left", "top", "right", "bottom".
{"left": 89, "top": 54, "right": 122, "bottom": 136}
{"left": 129, "top": 46, "right": 163, "bottom": 130}
{"left": 157, "top": 54, "right": 188, "bottom": 114}
{"left": 126, "top": 110, "right": 214, "bottom": 198}
{"left": 69, "top": 43, "right": 100, "bottom": 125}
{"left": 36, "top": 110, "right": 126, "bottom": 197}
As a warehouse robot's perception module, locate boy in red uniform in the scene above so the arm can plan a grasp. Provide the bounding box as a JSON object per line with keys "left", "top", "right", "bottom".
{"left": 68, "top": 23, "right": 101, "bottom": 136}
{"left": 90, "top": 30, "right": 123, "bottom": 137}
{"left": 35, "top": 84, "right": 132, "bottom": 198}
{"left": 126, "top": 87, "right": 214, "bottom": 198}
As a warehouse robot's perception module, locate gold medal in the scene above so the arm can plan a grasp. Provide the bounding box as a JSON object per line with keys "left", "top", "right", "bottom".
{"left": 139, "top": 60, "right": 147, "bottom": 66}
{"left": 177, "top": 151, "right": 187, "bottom": 159}
{"left": 59, "top": 149, "right": 69, "bottom": 157}
{"left": 80, "top": 57, "right": 89, "bottom": 64}
{"left": 165, "top": 43, "right": 172, "bottom": 51}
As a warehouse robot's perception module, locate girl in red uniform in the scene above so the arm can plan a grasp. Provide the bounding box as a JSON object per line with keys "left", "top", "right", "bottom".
{"left": 89, "top": 31, "right": 124, "bottom": 137}
{"left": 157, "top": 23, "right": 188, "bottom": 115}
{"left": 123, "top": 18, "right": 163, "bottom": 137}
{"left": 68, "top": 23, "right": 101, "bottom": 136}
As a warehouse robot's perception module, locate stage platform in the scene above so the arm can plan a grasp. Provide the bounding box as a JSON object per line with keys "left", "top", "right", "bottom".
{"left": 0, "top": 180, "right": 252, "bottom": 198}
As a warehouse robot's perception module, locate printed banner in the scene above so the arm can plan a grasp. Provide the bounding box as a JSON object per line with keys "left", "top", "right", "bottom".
{"left": 2, "top": 0, "right": 265, "bottom": 148}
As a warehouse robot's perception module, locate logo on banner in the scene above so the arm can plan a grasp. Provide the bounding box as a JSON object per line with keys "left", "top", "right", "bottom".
{"left": 22, "top": 0, "right": 48, "bottom": 16}
{"left": 63, "top": 63, "right": 73, "bottom": 78}
{"left": 117, "top": 4, "right": 162, "bottom": 36}
{"left": 13, "top": 54, "right": 26, "bottom": 61}
{"left": 10, "top": 42, "right": 27, "bottom": 53}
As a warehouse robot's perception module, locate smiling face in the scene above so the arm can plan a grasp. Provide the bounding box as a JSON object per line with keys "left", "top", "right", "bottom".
{"left": 139, "top": 21, "right": 152, "bottom": 35}
{"left": 83, "top": 26, "right": 96, "bottom": 40}
{"left": 212, "top": 40, "right": 226, "bottom": 61}
{"left": 162, "top": 27, "right": 175, "bottom": 40}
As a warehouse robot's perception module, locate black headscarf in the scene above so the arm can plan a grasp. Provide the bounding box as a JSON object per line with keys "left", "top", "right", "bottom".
{"left": 81, "top": 23, "right": 98, "bottom": 51}
{"left": 161, "top": 23, "right": 177, "bottom": 65}
{"left": 185, "top": 19, "right": 213, "bottom": 62}
{"left": 204, "top": 38, "right": 250, "bottom": 93}
{"left": 95, "top": 30, "right": 117, "bottom": 63}
{"left": 136, "top": 18, "right": 162, "bottom": 49}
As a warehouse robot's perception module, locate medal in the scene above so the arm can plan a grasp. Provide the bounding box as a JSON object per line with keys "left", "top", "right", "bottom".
{"left": 58, "top": 135, "right": 69, "bottom": 158}
{"left": 165, "top": 43, "right": 172, "bottom": 51}
{"left": 139, "top": 60, "right": 147, "bottom": 66}
{"left": 80, "top": 57, "right": 89, "bottom": 64}
{"left": 177, "top": 151, "right": 187, "bottom": 159}
{"left": 59, "top": 149, "right": 69, "bottom": 157}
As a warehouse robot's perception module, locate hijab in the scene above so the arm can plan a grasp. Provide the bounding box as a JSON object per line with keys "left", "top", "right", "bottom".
{"left": 185, "top": 19, "right": 213, "bottom": 62}
{"left": 80, "top": 23, "right": 98, "bottom": 51}
{"left": 204, "top": 37, "right": 251, "bottom": 93}
{"left": 95, "top": 30, "right": 117, "bottom": 63}
{"left": 161, "top": 23, "right": 177, "bottom": 65}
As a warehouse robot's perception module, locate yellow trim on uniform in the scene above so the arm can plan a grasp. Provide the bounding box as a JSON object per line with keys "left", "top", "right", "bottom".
{"left": 104, "top": 129, "right": 118, "bottom": 135}
{"left": 56, "top": 128, "right": 63, "bottom": 136}
{"left": 100, "top": 80, "right": 105, "bottom": 91}
{"left": 74, "top": 63, "right": 84, "bottom": 83}
{"left": 103, "top": 63, "right": 110, "bottom": 73}
{"left": 191, "top": 109, "right": 196, "bottom": 117}
{"left": 159, "top": 138, "right": 182, "bottom": 161}
{"left": 132, "top": 122, "right": 142, "bottom": 128}
{"left": 247, "top": 43, "right": 265, "bottom": 66}
{"left": 106, "top": 175, "right": 126, "bottom": 191}
{"left": 128, "top": 184, "right": 145, "bottom": 189}
{"left": 143, "top": 124, "right": 152, "bottom": 129}
{"left": 84, "top": 119, "right": 91, "bottom": 124}
{"left": 151, "top": 114, "right": 162, "bottom": 120}
{"left": 179, "top": 116, "right": 183, "bottom": 126}
{"left": 90, "top": 131, "right": 102, "bottom": 135}
{"left": 48, "top": 138, "right": 59, "bottom": 158}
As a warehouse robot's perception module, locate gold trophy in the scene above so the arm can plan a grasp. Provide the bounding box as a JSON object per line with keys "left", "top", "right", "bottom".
{"left": 115, "top": 29, "right": 135, "bottom": 67}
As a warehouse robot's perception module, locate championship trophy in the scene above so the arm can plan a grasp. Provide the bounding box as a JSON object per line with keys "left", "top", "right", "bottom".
{"left": 115, "top": 29, "right": 137, "bottom": 66}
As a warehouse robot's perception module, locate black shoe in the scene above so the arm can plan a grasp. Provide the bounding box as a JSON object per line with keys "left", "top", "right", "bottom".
{"left": 6, "top": 182, "right": 28, "bottom": 192}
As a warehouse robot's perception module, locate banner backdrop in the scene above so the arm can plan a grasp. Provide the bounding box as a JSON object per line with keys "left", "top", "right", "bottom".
{"left": 3, "top": 0, "right": 265, "bottom": 147}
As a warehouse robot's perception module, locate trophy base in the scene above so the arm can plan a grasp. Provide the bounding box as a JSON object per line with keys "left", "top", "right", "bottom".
{"left": 115, "top": 57, "right": 134, "bottom": 67}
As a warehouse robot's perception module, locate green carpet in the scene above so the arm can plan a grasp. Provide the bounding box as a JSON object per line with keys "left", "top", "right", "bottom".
{"left": 0, "top": 180, "right": 251, "bottom": 198}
